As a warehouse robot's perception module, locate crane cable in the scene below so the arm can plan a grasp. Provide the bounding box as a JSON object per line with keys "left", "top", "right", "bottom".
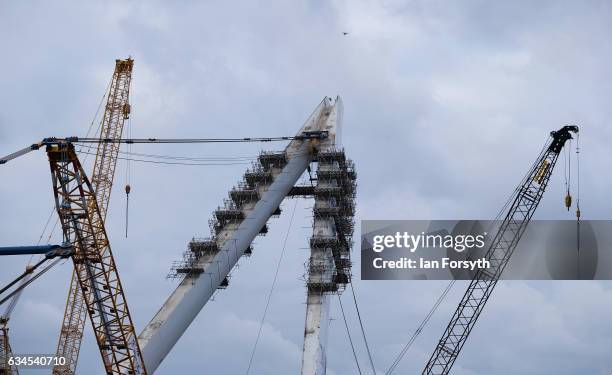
{"left": 2, "top": 75, "right": 111, "bottom": 318}
{"left": 76, "top": 149, "right": 311, "bottom": 167}
{"left": 125, "top": 104, "right": 133, "bottom": 238}
{"left": 382, "top": 139, "right": 553, "bottom": 374}
{"left": 115, "top": 149, "right": 258, "bottom": 161}
{"left": 24, "top": 83, "right": 109, "bottom": 267}
{"left": 564, "top": 138, "right": 573, "bottom": 211}
{"left": 77, "top": 150, "right": 253, "bottom": 166}
{"left": 245, "top": 199, "right": 299, "bottom": 374}
{"left": 69, "top": 135, "right": 315, "bottom": 144}
{"left": 384, "top": 280, "right": 456, "bottom": 374}
{"left": 7, "top": 79, "right": 110, "bottom": 313}
{"left": 576, "top": 132, "right": 581, "bottom": 278}
{"left": 0, "top": 258, "right": 63, "bottom": 306}
{"left": 576, "top": 133, "right": 580, "bottom": 212}
{"left": 76, "top": 74, "right": 112, "bottom": 156}
{"left": 563, "top": 142, "right": 568, "bottom": 199}
{"left": 493, "top": 138, "right": 551, "bottom": 224}
{"left": 337, "top": 293, "right": 363, "bottom": 375}
{"left": 350, "top": 282, "right": 377, "bottom": 374}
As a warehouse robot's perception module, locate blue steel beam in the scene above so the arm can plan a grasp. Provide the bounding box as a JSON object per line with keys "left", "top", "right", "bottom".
{"left": 0, "top": 245, "right": 71, "bottom": 257}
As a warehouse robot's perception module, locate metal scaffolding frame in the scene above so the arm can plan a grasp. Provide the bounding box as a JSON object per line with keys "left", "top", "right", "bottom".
{"left": 139, "top": 97, "right": 351, "bottom": 375}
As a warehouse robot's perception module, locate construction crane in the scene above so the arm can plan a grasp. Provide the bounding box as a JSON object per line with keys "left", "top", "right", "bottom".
{"left": 0, "top": 97, "right": 350, "bottom": 374}
{"left": 53, "top": 57, "right": 133, "bottom": 375}
{"left": 0, "top": 318, "right": 17, "bottom": 375}
{"left": 0, "top": 128, "right": 334, "bottom": 375}
{"left": 1, "top": 303, "right": 19, "bottom": 375}
{"left": 0, "top": 244, "right": 76, "bottom": 375}
{"left": 0, "top": 250, "right": 75, "bottom": 375}
{"left": 0, "top": 274, "right": 28, "bottom": 375}
{"left": 44, "top": 140, "right": 146, "bottom": 375}
{"left": 423, "top": 125, "right": 579, "bottom": 374}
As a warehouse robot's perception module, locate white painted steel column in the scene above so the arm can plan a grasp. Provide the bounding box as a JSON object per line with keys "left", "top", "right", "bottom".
{"left": 301, "top": 97, "right": 343, "bottom": 375}
{"left": 138, "top": 98, "right": 336, "bottom": 373}
{"left": 301, "top": 292, "right": 331, "bottom": 375}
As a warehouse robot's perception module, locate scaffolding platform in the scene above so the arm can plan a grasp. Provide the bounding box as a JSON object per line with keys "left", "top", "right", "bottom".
{"left": 309, "top": 236, "right": 340, "bottom": 248}
{"left": 217, "top": 277, "right": 230, "bottom": 289}
{"left": 306, "top": 149, "right": 357, "bottom": 294}
{"left": 229, "top": 188, "right": 259, "bottom": 206}
{"left": 244, "top": 169, "right": 273, "bottom": 187}
{"left": 313, "top": 206, "right": 341, "bottom": 217}
{"left": 288, "top": 185, "right": 315, "bottom": 197}
{"left": 259, "top": 223, "right": 269, "bottom": 235}
{"left": 189, "top": 239, "right": 218, "bottom": 255}
{"left": 215, "top": 208, "right": 244, "bottom": 224}
{"left": 259, "top": 151, "right": 287, "bottom": 169}
{"left": 334, "top": 258, "right": 351, "bottom": 270}
{"left": 168, "top": 256, "right": 206, "bottom": 279}
{"left": 174, "top": 267, "right": 204, "bottom": 275}
{"left": 317, "top": 150, "right": 346, "bottom": 165}
{"left": 243, "top": 246, "right": 253, "bottom": 256}
{"left": 307, "top": 281, "right": 339, "bottom": 293}
{"left": 333, "top": 273, "right": 349, "bottom": 284}
{"left": 314, "top": 186, "right": 344, "bottom": 197}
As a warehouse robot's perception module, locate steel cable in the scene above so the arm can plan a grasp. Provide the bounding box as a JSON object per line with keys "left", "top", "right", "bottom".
{"left": 245, "top": 199, "right": 299, "bottom": 374}
{"left": 338, "top": 293, "right": 363, "bottom": 375}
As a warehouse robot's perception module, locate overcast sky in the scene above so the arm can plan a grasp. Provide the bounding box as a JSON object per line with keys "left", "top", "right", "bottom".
{"left": 1, "top": 1, "right": 612, "bottom": 374}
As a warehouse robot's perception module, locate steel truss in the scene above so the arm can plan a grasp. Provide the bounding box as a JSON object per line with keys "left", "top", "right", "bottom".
{"left": 54, "top": 57, "right": 133, "bottom": 375}
{"left": 48, "top": 142, "right": 145, "bottom": 375}
{"left": 423, "top": 125, "right": 579, "bottom": 374}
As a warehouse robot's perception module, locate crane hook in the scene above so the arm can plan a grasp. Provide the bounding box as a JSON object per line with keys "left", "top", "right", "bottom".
{"left": 125, "top": 184, "right": 131, "bottom": 238}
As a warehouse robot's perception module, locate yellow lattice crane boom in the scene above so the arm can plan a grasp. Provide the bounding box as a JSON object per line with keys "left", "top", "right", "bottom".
{"left": 53, "top": 57, "right": 133, "bottom": 375}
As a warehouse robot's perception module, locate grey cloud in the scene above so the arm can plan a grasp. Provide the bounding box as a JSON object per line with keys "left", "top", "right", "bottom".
{"left": 1, "top": 1, "right": 611, "bottom": 374}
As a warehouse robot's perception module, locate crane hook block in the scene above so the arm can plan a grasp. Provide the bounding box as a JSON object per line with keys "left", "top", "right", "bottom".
{"left": 125, "top": 184, "right": 131, "bottom": 195}
{"left": 565, "top": 193, "right": 572, "bottom": 210}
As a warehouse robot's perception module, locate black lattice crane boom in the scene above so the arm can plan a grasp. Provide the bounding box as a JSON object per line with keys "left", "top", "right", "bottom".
{"left": 53, "top": 57, "right": 133, "bottom": 375}
{"left": 47, "top": 141, "right": 146, "bottom": 375}
{"left": 423, "top": 125, "right": 579, "bottom": 375}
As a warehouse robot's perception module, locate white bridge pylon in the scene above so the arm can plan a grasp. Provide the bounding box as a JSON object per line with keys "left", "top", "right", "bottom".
{"left": 138, "top": 96, "right": 356, "bottom": 375}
